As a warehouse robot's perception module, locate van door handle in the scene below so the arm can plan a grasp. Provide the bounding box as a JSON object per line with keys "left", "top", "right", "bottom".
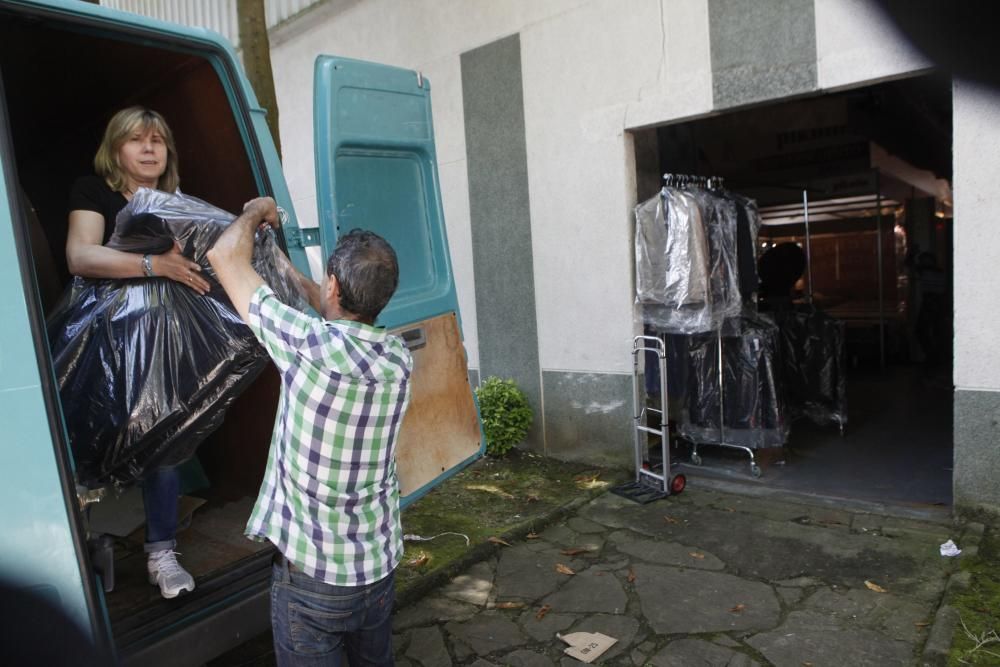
{"left": 398, "top": 326, "right": 426, "bottom": 351}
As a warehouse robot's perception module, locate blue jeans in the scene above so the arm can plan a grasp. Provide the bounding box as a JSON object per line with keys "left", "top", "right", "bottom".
{"left": 271, "top": 557, "right": 395, "bottom": 667}
{"left": 142, "top": 467, "right": 179, "bottom": 553}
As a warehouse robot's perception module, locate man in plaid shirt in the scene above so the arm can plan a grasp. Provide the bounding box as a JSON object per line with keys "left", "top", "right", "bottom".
{"left": 208, "top": 197, "right": 411, "bottom": 666}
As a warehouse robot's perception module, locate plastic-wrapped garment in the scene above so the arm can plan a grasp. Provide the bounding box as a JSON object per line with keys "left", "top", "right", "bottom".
{"left": 48, "top": 189, "right": 305, "bottom": 487}
{"left": 635, "top": 190, "right": 709, "bottom": 306}
{"left": 679, "top": 313, "right": 789, "bottom": 449}
{"left": 729, "top": 193, "right": 761, "bottom": 301}
{"left": 634, "top": 187, "right": 743, "bottom": 334}
{"left": 773, "top": 307, "right": 848, "bottom": 428}
{"left": 688, "top": 188, "right": 741, "bottom": 320}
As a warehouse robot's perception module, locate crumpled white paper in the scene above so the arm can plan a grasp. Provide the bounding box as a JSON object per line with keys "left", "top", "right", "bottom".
{"left": 939, "top": 539, "right": 962, "bottom": 557}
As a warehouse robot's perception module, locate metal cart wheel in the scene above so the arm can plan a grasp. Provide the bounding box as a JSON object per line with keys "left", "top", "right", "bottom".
{"left": 690, "top": 453, "right": 702, "bottom": 466}
{"left": 750, "top": 463, "right": 762, "bottom": 478}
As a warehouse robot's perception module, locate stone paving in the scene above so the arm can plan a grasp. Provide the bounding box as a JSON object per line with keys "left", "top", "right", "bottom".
{"left": 392, "top": 486, "right": 969, "bottom": 666}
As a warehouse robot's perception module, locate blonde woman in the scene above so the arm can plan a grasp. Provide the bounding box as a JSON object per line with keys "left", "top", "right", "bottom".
{"left": 67, "top": 106, "right": 206, "bottom": 599}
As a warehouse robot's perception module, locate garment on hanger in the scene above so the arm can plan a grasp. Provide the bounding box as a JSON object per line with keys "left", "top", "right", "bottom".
{"left": 634, "top": 185, "right": 743, "bottom": 334}
{"left": 635, "top": 188, "right": 710, "bottom": 308}
{"left": 771, "top": 305, "right": 848, "bottom": 428}
{"left": 679, "top": 313, "right": 789, "bottom": 449}
{"left": 729, "top": 192, "right": 761, "bottom": 301}
{"left": 689, "top": 187, "right": 741, "bottom": 319}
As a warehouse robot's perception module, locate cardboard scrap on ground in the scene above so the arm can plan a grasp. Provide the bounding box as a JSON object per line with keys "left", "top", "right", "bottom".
{"left": 557, "top": 631, "right": 617, "bottom": 663}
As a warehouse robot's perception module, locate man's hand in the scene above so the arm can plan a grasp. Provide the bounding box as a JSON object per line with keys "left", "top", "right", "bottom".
{"left": 207, "top": 196, "right": 280, "bottom": 323}
{"left": 242, "top": 197, "right": 280, "bottom": 229}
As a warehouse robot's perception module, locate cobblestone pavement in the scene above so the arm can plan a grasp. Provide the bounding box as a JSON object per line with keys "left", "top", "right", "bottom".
{"left": 392, "top": 485, "right": 971, "bottom": 667}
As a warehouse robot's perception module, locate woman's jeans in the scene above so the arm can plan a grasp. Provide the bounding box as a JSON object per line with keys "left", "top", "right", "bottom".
{"left": 141, "top": 467, "right": 179, "bottom": 553}
{"left": 271, "top": 556, "right": 395, "bottom": 667}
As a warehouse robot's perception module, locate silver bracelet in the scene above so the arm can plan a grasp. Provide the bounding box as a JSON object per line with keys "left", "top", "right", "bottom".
{"left": 276, "top": 206, "right": 289, "bottom": 227}
{"left": 142, "top": 254, "right": 155, "bottom": 277}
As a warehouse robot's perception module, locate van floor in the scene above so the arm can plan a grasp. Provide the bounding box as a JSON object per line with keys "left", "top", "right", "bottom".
{"left": 105, "top": 495, "right": 270, "bottom": 623}
{"left": 674, "top": 364, "right": 954, "bottom": 508}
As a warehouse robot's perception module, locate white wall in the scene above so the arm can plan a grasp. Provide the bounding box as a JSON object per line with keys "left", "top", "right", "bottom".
{"left": 521, "top": 0, "right": 714, "bottom": 374}
{"left": 953, "top": 79, "right": 1000, "bottom": 392}
{"left": 270, "top": 0, "right": 593, "bottom": 372}
{"left": 271, "top": 0, "right": 718, "bottom": 376}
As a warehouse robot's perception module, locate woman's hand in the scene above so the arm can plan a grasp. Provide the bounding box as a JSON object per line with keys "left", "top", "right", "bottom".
{"left": 152, "top": 242, "right": 211, "bottom": 295}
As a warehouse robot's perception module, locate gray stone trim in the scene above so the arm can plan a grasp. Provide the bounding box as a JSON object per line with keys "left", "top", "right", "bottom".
{"left": 954, "top": 388, "right": 1000, "bottom": 516}
{"left": 541, "top": 371, "right": 633, "bottom": 468}
{"left": 461, "top": 34, "right": 543, "bottom": 446}
{"left": 709, "top": 0, "right": 818, "bottom": 109}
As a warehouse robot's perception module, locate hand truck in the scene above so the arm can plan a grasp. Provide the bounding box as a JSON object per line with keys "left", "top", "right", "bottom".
{"left": 611, "top": 335, "right": 686, "bottom": 503}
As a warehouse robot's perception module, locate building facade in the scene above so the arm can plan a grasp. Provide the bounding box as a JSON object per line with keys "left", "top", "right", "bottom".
{"left": 106, "top": 0, "right": 1000, "bottom": 517}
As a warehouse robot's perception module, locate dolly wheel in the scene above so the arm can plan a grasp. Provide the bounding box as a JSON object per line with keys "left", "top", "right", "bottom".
{"left": 750, "top": 463, "right": 762, "bottom": 478}
{"left": 671, "top": 474, "right": 687, "bottom": 494}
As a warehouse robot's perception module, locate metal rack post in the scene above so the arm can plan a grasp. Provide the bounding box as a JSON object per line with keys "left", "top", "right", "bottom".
{"left": 804, "top": 189, "right": 813, "bottom": 303}
{"left": 876, "top": 169, "right": 886, "bottom": 369}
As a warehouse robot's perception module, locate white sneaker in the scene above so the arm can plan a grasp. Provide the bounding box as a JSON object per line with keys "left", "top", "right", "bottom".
{"left": 147, "top": 549, "right": 195, "bottom": 599}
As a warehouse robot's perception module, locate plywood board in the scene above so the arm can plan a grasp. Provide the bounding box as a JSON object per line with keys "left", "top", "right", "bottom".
{"left": 393, "top": 313, "right": 483, "bottom": 497}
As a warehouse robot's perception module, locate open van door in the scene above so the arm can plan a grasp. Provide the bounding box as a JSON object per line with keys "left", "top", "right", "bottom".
{"left": 311, "top": 56, "right": 485, "bottom": 506}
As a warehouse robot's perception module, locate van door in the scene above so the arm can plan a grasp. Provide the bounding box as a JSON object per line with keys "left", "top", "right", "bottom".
{"left": 312, "top": 56, "right": 484, "bottom": 505}
{"left": 0, "top": 81, "right": 110, "bottom": 655}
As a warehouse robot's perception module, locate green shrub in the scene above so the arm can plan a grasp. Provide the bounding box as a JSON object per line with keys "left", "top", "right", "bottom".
{"left": 475, "top": 377, "right": 533, "bottom": 457}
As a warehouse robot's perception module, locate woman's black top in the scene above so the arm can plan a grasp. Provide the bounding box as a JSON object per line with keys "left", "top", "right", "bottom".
{"left": 68, "top": 174, "right": 127, "bottom": 245}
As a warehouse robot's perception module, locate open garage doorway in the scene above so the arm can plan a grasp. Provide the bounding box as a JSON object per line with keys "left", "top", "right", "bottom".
{"left": 632, "top": 72, "right": 953, "bottom": 508}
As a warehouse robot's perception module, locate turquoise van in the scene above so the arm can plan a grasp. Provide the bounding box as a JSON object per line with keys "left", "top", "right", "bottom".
{"left": 0, "top": 0, "right": 484, "bottom": 663}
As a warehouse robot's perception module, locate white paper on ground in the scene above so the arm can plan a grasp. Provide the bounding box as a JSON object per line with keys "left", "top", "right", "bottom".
{"left": 939, "top": 539, "right": 962, "bottom": 557}
{"left": 557, "top": 631, "right": 618, "bottom": 663}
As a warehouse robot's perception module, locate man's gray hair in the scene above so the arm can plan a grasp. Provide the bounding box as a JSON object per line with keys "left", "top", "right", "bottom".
{"left": 326, "top": 229, "right": 399, "bottom": 321}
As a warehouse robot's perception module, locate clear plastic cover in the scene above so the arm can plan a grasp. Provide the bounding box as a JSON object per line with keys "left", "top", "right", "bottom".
{"left": 48, "top": 189, "right": 306, "bottom": 487}
{"left": 773, "top": 306, "right": 848, "bottom": 428}
{"left": 635, "top": 187, "right": 743, "bottom": 334}
{"left": 678, "top": 313, "right": 789, "bottom": 449}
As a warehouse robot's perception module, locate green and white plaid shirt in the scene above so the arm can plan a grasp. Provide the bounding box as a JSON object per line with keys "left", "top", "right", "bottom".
{"left": 244, "top": 285, "right": 412, "bottom": 586}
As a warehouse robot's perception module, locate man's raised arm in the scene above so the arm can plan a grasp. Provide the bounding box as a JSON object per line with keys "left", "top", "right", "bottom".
{"left": 207, "top": 197, "right": 280, "bottom": 323}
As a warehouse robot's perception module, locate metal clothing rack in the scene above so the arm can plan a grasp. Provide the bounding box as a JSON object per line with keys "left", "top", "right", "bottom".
{"left": 688, "top": 328, "right": 762, "bottom": 478}
{"left": 760, "top": 169, "right": 890, "bottom": 370}
{"left": 655, "top": 173, "right": 762, "bottom": 478}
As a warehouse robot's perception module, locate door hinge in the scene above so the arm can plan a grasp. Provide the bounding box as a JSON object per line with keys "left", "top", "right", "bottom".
{"left": 284, "top": 226, "right": 321, "bottom": 249}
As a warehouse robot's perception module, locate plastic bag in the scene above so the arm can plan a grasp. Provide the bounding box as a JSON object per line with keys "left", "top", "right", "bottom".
{"left": 48, "top": 189, "right": 306, "bottom": 487}
{"left": 679, "top": 313, "right": 789, "bottom": 449}
{"left": 772, "top": 306, "right": 848, "bottom": 428}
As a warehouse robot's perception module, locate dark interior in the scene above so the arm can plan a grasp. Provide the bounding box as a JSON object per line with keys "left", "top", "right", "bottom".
{"left": 637, "top": 73, "right": 954, "bottom": 506}
{"left": 0, "top": 10, "right": 277, "bottom": 635}
{"left": 0, "top": 16, "right": 259, "bottom": 287}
